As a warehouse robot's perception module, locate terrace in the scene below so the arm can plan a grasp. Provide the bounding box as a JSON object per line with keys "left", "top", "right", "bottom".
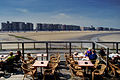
{"left": 0, "top": 41, "right": 120, "bottom": 80}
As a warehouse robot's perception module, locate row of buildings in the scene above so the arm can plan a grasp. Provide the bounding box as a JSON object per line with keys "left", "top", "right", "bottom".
{"left": 1, "top": 21, "right": 120, "bottom": 31}
{"left": 1, "top": 21, "right": 33, "bottom": 31}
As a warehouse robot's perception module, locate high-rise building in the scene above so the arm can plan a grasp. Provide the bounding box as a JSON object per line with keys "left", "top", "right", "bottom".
{"left": 36, "top": 23, "right": 80, "bottom": 31}
{"left": 1, "top": 21, "right": 33, "bottom": 31}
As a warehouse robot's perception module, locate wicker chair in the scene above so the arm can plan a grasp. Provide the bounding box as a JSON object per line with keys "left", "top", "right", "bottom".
{"left": 64, "top": 53, "right": 70, "bottom": 58}
{"left": 64, "top": 53, "right": 70, "bottom": 67}
{"left": 115, "top": 66, "right": 120, "bottom": 75}
{"left": 69, "top": 64, "right": 84, "bottom": 80}
{"left": 50, "top": 54, "right": 60, "bottom": 72}
{"left": 21, "top": 62, "right": 37, "bottom": 80}
{"left": 70, "top": 60, "right": 82, "bottom": 70}
{"left": 94, "top": 59, "right": 100, "bottom": 68}
{"left": 43, "top": 62, "right": 58, "bottom": 80}
{"left": 108, "top": 62, "right": 116, "bottom": 77}
{"left": 92, "top": 64, "right": 106, "bottom": 80}
{"left": 110, "top": 63, "right": 120, "bottom": 76}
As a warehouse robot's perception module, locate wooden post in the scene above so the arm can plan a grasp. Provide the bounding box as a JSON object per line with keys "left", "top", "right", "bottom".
{"left": 106, "top": 48, "right": 109, "bottom": 70}
{"left": 0, "top": 43, "right": 2, "bottom": 50}
{"left": 46, "top": 42, "right": 48, "bottom": 60}
{"left": 81, "top": 42, "right": 82, "bottom": 49}
{"left": 34, "top": 42, "right": 35, "bottom": 49}
{"left": 113, "top": 43, "right": 115, "bottom": 49}
{"left": 92, "top": 42, "right": 95, "bottom": 50}
{"left": 116, "top": 42, "right": 118, "bottom": 53}
{"left": 22, "top": 42, "right": 24, "bottom": 59}
{"left": 69, "top": 42, "right": 71, "bottom": 55}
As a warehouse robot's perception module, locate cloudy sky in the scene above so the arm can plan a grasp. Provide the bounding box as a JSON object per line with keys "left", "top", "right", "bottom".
{"left": 0, "top": 0, "right": 120, "bottom": 28}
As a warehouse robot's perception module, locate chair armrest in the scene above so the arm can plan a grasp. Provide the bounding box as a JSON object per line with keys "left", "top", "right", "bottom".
{"left": 74, "top": 69, "right": 84, "bottom": 72}
{"left": 112, "top": 64, "right": 120, "bottom": 70}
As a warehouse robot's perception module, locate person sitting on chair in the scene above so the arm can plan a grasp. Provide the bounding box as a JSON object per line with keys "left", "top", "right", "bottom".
{"left": 14, "top": 50, "right": 22, "bottom": 63}
{"left": 85, "top": 48, "right": 92, "bottom": 57}
{"left": 4, "top": 51, "right": 15, "bottom": 62}
{"left": 27, "top": 53, "right": 37, "bottom": 63}
{"left": 99, "top": 47, "right": 106, "bottom": 56}
{"left": 0, "top": 51, "right": 15, "bottom": 66}
{"left": 89, "top": 49, "right": 97, "bottom": 60}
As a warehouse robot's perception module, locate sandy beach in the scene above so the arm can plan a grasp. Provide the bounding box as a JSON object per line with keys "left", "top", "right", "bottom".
{"left": 99, "top": 34, "right": 120, "bottom": 42}
{"left": 0, "top": 31, "right": 119, "bottom": 42}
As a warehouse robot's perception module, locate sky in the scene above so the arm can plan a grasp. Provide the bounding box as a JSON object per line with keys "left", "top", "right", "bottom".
{"left": 0, "top": 0, "right": 120, "bottom": 28}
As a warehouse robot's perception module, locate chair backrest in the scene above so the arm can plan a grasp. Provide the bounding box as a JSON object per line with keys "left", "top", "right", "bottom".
{"left": 48, "top": 62, "right": 58, "bottom": 68}
{"left": 64, "top": 53, "right": 70, "bottom": 58}
{"left": 99, "top": 64, "right": 106, "bottom": 74}
{"left": 69, "top": 64, "right": 75, "bottom": 76}
{"left": 109, "top": 62, "right": 116, "bottom": 76}
{"left": 21, "top": 63, "right": 30, "bottom": 74}
{"left": 94, "top": 59, "right": 100, "bottom": 68}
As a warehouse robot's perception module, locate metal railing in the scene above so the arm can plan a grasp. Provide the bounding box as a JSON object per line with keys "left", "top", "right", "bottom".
{"left": 0, "top": 41, "right": 95, "bottom": 59}
{"left": 97, "top": 41, "right": 120, "bottom": 53}
{"left": 0, "top": 40, "right": 118, "bottom": 68}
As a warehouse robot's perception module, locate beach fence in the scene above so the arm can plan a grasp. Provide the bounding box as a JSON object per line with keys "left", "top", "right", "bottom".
{"left": 96, "top": 42, "right": 120, "bottom": 53}
{"left": 0, "top": 41, "right": 94, "bottom": 59}
{"left": 0, "top": 41, "right": 119, "bottom": 67}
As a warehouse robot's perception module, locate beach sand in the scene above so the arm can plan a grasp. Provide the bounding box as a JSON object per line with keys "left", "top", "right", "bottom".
{"left": 99, "top": 34, "right": 120, "bottom": 42}
{"left": 0, "top": 31, "right": 120, "bottom": 53}
{"left": 5, "top": 31, "right": 120, "bottom": 41}
{"left": 0, "top": 31, "right": 120, "bottom": 42}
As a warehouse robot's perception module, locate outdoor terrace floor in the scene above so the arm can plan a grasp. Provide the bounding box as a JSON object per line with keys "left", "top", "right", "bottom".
{"left": 0, "top": 61, "right": 120, "bottom": 80}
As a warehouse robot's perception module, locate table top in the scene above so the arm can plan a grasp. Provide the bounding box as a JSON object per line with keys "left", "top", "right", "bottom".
{"left": 109, "top": 53, "right": 120, "bottom": 58}
{"left": 73, "top": 52, "right": 85, "bottom": 58}
{"left": 77, "top": 60, "right": 94, "bottom": 67}
{"left": 36, "top": 54, "right": 47, "bottom": 57}
{"left": 0, "top": 55, "right": 8, "bottom": 59}
{"left": 81, "top": 57, "right": 89, "bottom": 61}
{"left": 32, "top": 60, "right": 49, "bottom": 67}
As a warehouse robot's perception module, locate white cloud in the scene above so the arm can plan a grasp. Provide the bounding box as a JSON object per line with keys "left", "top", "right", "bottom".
{"left": 16, "top": 8, "right": 29, "bottom": 13}
{"left": 51, "top": 13, "right": 71, "bottom": 19}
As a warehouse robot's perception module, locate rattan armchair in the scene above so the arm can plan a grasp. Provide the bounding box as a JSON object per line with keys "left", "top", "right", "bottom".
{"left": 94, "top": 59, "right": 100, "bottom": 68}
{"left": 69, "top": 64, "right": 84, "bottom": 80}
{"left": 64, "top": 53, "right": 70, "bottom": 67}
{"left": 21, "top": 63, "right": 37, "bottom": 80}
{"left": 110, "top": 63, "right": 120, "bottom": 76}
{"left": 43, "top": 62, "right": 58, "bottom": 80}
{"left": 50, "top": 55, "right": 60, "bottom": 73}
{"left": 70, "top": 60, "right": 82, "bottom": 70}
{"left": 92, "top": 64, "right": 106, "bottom": 80}
{"left": 108, "top": 62, "right": 116, "bottom": 77}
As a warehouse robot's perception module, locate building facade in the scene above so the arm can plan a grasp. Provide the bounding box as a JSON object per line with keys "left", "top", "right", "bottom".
{"left": 1, "top": 21, "right": 33, "bottom": 31}
{"left": 36, "top": 23, "right": 81, "bottom": 31}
